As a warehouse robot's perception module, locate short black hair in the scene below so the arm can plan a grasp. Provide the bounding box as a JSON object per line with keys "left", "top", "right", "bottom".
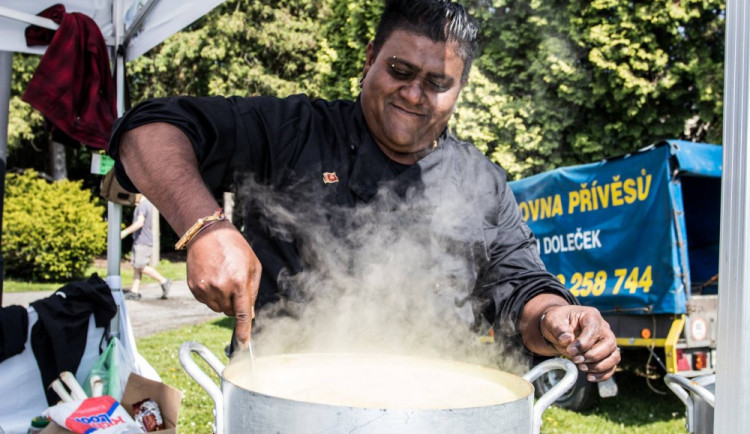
{"left": 372, "top": 0, "right": 479, "bottom": 83}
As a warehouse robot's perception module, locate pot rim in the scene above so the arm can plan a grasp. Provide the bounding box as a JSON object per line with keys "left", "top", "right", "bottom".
{"left": 221, "top": 351, "right": 535, "bottom": 411}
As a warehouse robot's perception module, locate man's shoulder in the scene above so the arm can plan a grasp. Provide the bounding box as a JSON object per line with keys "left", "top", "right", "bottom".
{"left": 231, "top": 94, "right": 355, "bottom": 113}
{"left": 445, "top": 135, "right": 483, "bottom": 155}
{"left": 443, "top": 135, "right": 506, "bottom": 175}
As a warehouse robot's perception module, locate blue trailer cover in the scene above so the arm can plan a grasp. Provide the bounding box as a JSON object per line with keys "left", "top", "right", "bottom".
{"left": 509, "top": 141, "right": 721, "bottom": 314}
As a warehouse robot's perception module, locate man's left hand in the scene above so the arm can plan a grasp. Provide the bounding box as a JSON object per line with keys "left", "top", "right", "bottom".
{"left": 540, "top": 304, "right": 620, "bottom": 382}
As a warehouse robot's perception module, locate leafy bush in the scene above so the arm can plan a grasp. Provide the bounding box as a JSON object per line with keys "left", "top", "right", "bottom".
{"left": 3, "top": 170, "right": 107, "bottom": 282}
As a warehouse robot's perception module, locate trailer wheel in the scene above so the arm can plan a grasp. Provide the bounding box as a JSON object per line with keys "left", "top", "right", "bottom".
{"left": 533, "top": 366, "right": 599, "bottom": 411}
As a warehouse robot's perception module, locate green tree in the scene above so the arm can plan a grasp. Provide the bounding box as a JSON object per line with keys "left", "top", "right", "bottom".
{"left": 128, "top": 0, "right": 334, "bottom": 101}
{"left": 6, "top": 54, "right": 46, "bottom": 171}
{"left": 320, "top": 0, "right": 382, "bottom": 99}
{"left": 457, "top": 0, "right": 724, "bottom": 178}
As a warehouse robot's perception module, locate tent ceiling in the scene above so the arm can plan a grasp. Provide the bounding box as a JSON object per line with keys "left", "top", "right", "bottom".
{"left": 0, "top": 0, "right": 225, "bottom": 61}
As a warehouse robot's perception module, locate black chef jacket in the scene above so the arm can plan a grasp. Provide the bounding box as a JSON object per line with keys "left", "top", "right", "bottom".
{"left": 108, "top": 94, "right": 577, "bottom": 344}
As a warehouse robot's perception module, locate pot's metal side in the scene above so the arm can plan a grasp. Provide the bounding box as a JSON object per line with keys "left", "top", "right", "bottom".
{"left": 223, "top": 380, "right": 534, "bottom": 434}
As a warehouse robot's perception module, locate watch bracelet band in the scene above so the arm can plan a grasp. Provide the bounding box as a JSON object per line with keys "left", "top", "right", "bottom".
{"left": 174, "top": 208, "right": 225, "bottom": 250}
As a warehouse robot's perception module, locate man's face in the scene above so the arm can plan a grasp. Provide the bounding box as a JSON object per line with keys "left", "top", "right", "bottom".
{"left": 361, "top": 30, "right": 466, "bottom": 164}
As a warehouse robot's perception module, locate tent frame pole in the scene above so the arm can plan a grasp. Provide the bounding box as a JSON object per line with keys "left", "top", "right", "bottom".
{"left": 0, "top": 51, "right": 11, "bottom": 303}
{"left": 0, "top": 6, "right": 59, "bottom": 31}
{"left": 716, "top": 0, "right": 750, "bottom": 430}
{"left": 123, "top": 0, "right": 160, "bottom": 47}
{"left": 105, "top": 0, "right": 126, "bottom": 342}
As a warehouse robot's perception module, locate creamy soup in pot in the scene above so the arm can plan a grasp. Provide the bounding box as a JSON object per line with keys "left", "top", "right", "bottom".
{"left": 223, "top": 353, "right": 530, "bottom": 409}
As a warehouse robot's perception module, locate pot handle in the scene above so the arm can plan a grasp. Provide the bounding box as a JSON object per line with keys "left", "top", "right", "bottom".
{"left": 664, "top": 373, "right": 716, "bottom": 433}
{"left": 179, "top": 341, "right": 226, "bottom": 434}
{"left": 522, "top": 358, "right": 578, "bottom": 434}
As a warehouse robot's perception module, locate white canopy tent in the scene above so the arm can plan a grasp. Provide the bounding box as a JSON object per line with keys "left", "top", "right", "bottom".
{"left": 0, "top": 0, "right": 226, "bottom": 61}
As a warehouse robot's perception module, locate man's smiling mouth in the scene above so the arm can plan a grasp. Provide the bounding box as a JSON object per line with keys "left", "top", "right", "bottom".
{"left": 391, "top": 102, "right": 425, "bottom": 117}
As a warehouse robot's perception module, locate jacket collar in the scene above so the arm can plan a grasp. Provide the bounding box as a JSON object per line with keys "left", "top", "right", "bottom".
{"left": 348, "top": 99, "right": 447, "bottom": 202}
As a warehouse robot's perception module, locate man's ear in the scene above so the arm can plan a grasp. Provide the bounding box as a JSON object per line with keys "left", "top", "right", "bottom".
{"left": 362, "top": 41, "right": 376, "bottom": 77}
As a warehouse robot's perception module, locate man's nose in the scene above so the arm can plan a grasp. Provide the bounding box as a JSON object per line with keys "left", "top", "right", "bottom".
{"left": 399, "top": 80, "right": 424, "bottom": 104}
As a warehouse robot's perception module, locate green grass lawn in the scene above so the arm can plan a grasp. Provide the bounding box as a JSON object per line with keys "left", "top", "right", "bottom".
{"left": 3, "top": 258, "right": 187, "bottom": 293}
{"left": 136, "top": 318, "right": 687, "bottom": 434}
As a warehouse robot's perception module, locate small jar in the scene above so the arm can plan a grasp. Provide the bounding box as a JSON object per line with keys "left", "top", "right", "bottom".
{"left": 27, "top": 416, "right": 50, "bottom": 434}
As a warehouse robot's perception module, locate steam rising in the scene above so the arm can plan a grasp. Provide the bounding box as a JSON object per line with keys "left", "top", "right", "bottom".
{"left": 237, "top": 175, "right": 529, "bottom": 373}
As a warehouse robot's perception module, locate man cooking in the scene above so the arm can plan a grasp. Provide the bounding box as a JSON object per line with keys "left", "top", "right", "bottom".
{"left": 108, "top": 0, "right": 619, "bottom": 382}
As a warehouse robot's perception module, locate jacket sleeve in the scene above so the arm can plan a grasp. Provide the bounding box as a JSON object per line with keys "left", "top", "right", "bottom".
{"left": 477, "top": 176, "right": 578, "bottom": 350}
{"left": 108, "top": 94, "right": 325, "bottom": 196}
{"left": 108, "top": 95, "right": 252, "bottom": 195}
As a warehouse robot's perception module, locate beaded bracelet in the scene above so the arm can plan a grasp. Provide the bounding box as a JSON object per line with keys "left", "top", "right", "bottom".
{"left": 175, "top": 208, "right": 226, "bottom": 250}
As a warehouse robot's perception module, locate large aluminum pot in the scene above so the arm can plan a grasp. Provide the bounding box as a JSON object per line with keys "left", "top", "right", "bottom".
{"left": 664, "top": 373, "right": 715, "bottom": 434}
{"left": 179, "top": 341, "right": 577, "bottom": 434}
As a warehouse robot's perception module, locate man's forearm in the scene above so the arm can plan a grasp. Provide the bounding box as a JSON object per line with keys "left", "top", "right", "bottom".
{"left": 119, "top": 122, "right": 221, "bottom": 237}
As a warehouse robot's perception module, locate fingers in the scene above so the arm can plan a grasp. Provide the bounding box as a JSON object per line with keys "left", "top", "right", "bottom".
{"left": 569, "top": 310, "right": 607, "bottom": 350}
{"left": 564, "top": 309, "right": 619, "bottom": 382}
{"left": 539, "top": 305, "right": 576, "bottom": 351}
{"left": 578, "top": 346, "right": 620, "bottom": 381}
{"left": 520, "top": 294, "right": 571, "bottom": 355}
{"left": 539, "top": 310, "right": 573, "bottom": 354}
{"left": 542, "top": 305, "right": 620, "bottom": 382}
{"left": 233, "top": 263, "right": 261, "bottom": 346}
{"left": 185, "top": 223, "right": 261, "bottom": 344}
{"left": 568, "top": 326, "right": 619, "bottom": 381}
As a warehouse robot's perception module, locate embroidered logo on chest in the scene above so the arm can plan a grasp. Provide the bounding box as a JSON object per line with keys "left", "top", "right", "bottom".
{"left": 323, "top": 172, "right": 339, "bottom": 184}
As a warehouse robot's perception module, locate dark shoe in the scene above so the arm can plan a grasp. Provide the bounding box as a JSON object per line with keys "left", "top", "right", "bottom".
{"left": 125, "top": 291, "right": 142, "bottom": 300}
{"left": 161, "top": 279, "right": 172, "bottom": 299}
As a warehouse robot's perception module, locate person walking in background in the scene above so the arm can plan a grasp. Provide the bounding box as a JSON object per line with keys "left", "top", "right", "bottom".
{"left": 120, "top": 194, "right": 171, "bottom": 300}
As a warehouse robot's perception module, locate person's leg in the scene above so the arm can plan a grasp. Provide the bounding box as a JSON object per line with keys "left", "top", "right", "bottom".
{"left": 126, "top": 267, "right": 144, "bottom": 300}
{"left": 141, "top": 265, "right": 166, "bottom": 284}
{"left": 132, "top": 267, "right": 143, "bottom": 292}
{"left": 141, "top": 265, "right": 172, "bottom": 299}
{"left": 126, "top": 244, "right": 151, "bottom": 299}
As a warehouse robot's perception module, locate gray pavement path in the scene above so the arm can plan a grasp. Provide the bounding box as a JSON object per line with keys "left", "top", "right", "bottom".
{"left": 2, "top": 280, "right": 223, "bottom": 338}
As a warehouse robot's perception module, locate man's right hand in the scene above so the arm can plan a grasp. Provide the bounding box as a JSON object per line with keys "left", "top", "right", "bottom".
{"left": 185, "top": 221, "right": 261, "bottom": 346}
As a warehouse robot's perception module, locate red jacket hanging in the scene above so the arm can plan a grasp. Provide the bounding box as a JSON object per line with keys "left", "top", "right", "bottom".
{"left": 22, "top": 4, "right": 116, "bottom": 150}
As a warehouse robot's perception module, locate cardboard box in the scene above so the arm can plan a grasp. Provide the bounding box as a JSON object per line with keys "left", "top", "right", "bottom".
{"left": 41, "top": 373, "right": 182, "bottom": 433}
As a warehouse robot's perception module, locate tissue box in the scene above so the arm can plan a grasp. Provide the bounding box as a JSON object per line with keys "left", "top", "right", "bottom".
{"left": 41, "top": 373, "right": 182, "bottom": 433}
